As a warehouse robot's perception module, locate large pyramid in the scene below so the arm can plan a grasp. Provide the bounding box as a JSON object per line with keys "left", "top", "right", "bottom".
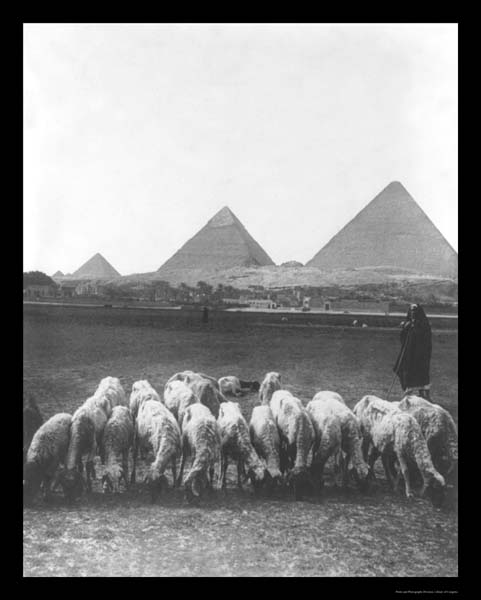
{"left": 71, "top": 253, "right": 121, "bottom": 279}
{"left": 157, "top": 206, "right": 275, "bottom": 273}
{"left": 306, "top": 182, "right": 458, "bottom": 279}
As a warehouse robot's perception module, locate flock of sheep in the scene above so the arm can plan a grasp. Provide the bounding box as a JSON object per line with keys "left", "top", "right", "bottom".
{"left": 23, "top": 371, "right": 458, "bottom": 507}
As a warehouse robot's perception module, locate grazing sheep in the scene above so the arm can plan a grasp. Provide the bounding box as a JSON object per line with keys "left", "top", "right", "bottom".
{"left": 191, "top": 379, "right": 224, "bottom": 419}
{"left": 398, "top": 395, "right": 458, "bottom": 477}
{"left": 217, "top": 401, "right": 269, "bottom": 492}
{"left": 23, "top": 395, "right": 43, "bottom": 464}
{"left": 259, "top": 372, "right": 282, "bottom": 405}
{"left": 93, "top": 376, "right": 128, "bottom": 418}
{"left": 249, "top": 405, "right": 283, "bottom": 487}
{"left": 101, "top": 406, "right": 134, "bottom": 493}
{"left": 178, "top": 403, "right": 221, "bottom": 501}
{"left": 353, "top": 395, "right": 446, "bottom": 501}
{"left": 130, "top": 380, "right": 161, "bottom": 421}
{"left": 269, "top": 390, "right": 315, "bottom": 497}
{"left": 23, "top": 413, "right": 72, "bottom": 503}
{"left": 306, "top": 392, "right": 369, "bottom": 492}
{"left": 59, "top": 405, "right": 97, "bottom": 498}
{"left": 166, "top": 370, "right": 198, "bottom": 386}
{"left": 163, "top": 380, "right": 197, "bottom": 424}
{"left": 167, "top": 371, "right": 220, "bottom": 390}
{"left": 131, "top": 397, "right": 182, "bottom": 501}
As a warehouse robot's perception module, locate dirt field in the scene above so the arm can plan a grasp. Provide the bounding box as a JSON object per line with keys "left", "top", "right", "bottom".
{"left": 23, "top": 305, "right": 458, "bottom": 577}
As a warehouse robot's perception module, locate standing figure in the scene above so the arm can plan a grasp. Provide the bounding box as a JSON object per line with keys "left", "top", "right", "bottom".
{"left": 202, "top": 305, "right": 209, "bottom": 324}
{"left": 393, "top": 304, "right": 432, "bottom": 400}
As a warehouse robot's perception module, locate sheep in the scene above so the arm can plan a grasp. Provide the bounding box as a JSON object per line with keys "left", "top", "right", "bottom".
{"left": 163, "top": 380, "right": 197, "bottom": 424}
{"left": 219, "top": 376, "right": 261, "bottom": 397}
{"left": 166, "top": 370, "right": 198, "bottom": 386}
{"left": 23, "top": 394, "right": 43, "bottom": 464}
{"left": 353, "top": 395, "right": 446, "bottom": 501}
{"left": 249, "top": 405, "right": 283, "bottom": 487}
{"left": 23, "top": 413, "right": 72, "bottom": 504}
{"left": 269, "top": 390, "right": 315, "bottom": 497}
{"left": 178, "top": 403, "right": 221, "bottom": 501}
{"left": 259, "top": 372, "right": 282, "bottom": 405}
{"left": 58, "top": 405, "right": 97, "bottom": 499}
{"left": 100, "top": 406, "right": 134, "bottom": 493}
{"left": 93, "top": 376, "right": 128, "bottom": 418}
{"left": 131, "top": 396, "right": 182, "bottom": 501}
{"left": 218, "top": 376, "right": 243, "bottom": 397}
{"left": 130, "top": 380, "right": 161, "bottom": 421}
{"left": 217, "top": 401, "right": 269, "bottom": 492}
{"left": 306, "top": 392, "right": 369, "bottom": 492}
{"left": 166, "top": 371, "right": 220, "bottom": 390}
{"left": 398, "top": 395, "right": 458, "bottom": 478}
{"left": 190, "top": 378, "right": 224, "bottom": 419}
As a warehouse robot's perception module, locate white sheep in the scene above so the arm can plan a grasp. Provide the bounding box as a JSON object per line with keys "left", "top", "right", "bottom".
{"left": 93, "top": 376, "right": 128, "bottom": 418}
{"left": 190, "top": 378, "right": 224, "bottom": 419}
{"left": 163, "top": 380, "right": 197, "bottom": 424}
{"left": 131, "top": 396, "right": 182, "bottom": 501}
{"left": 398, "top": 395, "right": 458, "bottom": 477}
{"left": 218, "top": 376, "right": 243, "bottom": 397}
{"left": 353, "top": 395, "right": 446, "bottom": 500}
{"left": 178, "top": 403, "right": 221, "bottom": 501}
{"left": 259, "top": 372, "right": 282, "bottom": 405}
{"left": 100, "top": 406, "right": 134, "bottom": 493}
{"left": 306, "top": 392, "right": 369, "bottom": 492}
{"left": 249, "top": 405, "right": 283, "bottom": 486}
{"left": 23, "top": 413, "right": 72, "bottom": 503}
{"left": 59, "top": 404, "right": 97, "bottom": 498}
{"left": 217, "top": 401, "right": 268, "bottom": 492}
{"left": 129, "top": 380, "right": 161, "bottom": 421}
{"left": 269, "top": 390, "right": 315, "bottom": 497}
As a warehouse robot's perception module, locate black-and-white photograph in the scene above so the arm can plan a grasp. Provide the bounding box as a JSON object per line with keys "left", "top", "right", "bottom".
{"left": 23, "top": 23, "right": 458, "bottom": 578}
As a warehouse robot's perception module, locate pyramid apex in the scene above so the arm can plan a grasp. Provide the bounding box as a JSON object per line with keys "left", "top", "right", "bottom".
{"left": 209, "top": 206, "right": 237, "bottom": 227}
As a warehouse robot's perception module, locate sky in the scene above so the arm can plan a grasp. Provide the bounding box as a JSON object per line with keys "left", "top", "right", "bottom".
{"left": 24, "top": 23, "right": 458, "bottom": 275}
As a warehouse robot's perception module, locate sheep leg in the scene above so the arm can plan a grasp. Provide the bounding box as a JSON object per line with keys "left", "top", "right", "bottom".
{"left": 367, "top": 447, "right": 381, "bottom": 480}
{"left": 361, "top": 436, "right": 371, "bottom": 462}
{"left": 177, "top": 447, "right": 187, "bottom": 487}
{"left": 131, "top": 437, "right": 139, "bottom": 485}
{"left": 171, "top": 458, "right": 178, "bottom": 488}
{"left": 237, "top": 460, "right": 244, "bottom": 490}
{"left": 122, "top": 453, "right": 130, "bottom": 490}
{"left": 221, "top": 453, "right": 228, "bottom": 490}
{"left": 208, "top": 466, "right": 215, "bottom": 491}
{"left": 397, "top": 456, "right": 413, "bottom": 499}
{"left": 381, "top": 452, "right": 396, "bottom": 490}
{"left": 42, "top": 475, "right": 53, "bottom": 502}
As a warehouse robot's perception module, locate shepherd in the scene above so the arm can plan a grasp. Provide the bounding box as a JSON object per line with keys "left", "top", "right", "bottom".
{"left": 393, "top": 304, "right": 432, "bottom": 400}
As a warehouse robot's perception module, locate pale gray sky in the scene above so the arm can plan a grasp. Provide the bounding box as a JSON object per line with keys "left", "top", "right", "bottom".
{"left": 24, "top": 23, "right": 458, "bottom": 275}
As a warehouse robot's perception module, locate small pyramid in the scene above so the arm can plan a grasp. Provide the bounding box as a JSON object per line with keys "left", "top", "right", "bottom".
{"left": 52, "top": 270, "right": 64, "bottom": 278}
{"left": 157, "top": 207, "right": 275, "bottom": 272}
{"left": 71, "top": 253, "right": 121, "bottom": 279}
{"left": 306, "top": 182, "right": 457, "bottom": 279}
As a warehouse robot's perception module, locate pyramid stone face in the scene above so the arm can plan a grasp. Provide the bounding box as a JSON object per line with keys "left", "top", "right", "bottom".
{"left": 306, "top": 182, "right": 457, "bottom": 279}
{"left": 158, "top": 207, "right": 275, "bottom": 272}
{"left": 52, "top": 271, "right": 64, "bottom": 278}
{"left": 71, "top": 253, "right": 121, "bottom": 279}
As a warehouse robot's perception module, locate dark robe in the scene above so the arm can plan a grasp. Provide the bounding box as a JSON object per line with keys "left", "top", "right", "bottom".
{"left": 393, "top": 305, "right": 432, "bottom": 390}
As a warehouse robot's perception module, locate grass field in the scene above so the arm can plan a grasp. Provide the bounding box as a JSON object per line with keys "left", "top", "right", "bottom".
{"left": 23, "top": 305, "right": 458, "bottom": 577}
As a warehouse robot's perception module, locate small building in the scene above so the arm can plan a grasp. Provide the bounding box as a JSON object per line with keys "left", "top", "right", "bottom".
{"left": 58, "top": 282, "right": 79, "bottom": 298}
{"left": 23, "top": 284, "right": 56, "bottom": 299}
{"left": 246, "top": 299, "right": 277, "bottom": 309}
